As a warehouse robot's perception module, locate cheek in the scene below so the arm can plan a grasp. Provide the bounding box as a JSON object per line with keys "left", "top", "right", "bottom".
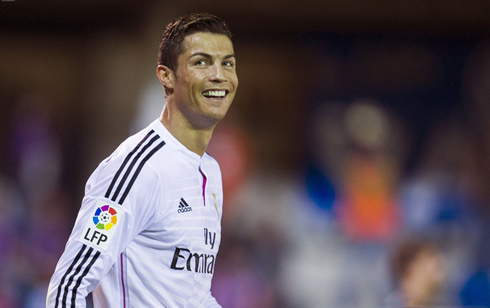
{"left": 229, "top": 72, "right": 238, "bottom": 86}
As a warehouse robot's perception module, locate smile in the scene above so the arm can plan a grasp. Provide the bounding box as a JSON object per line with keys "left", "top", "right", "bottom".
{"left": 202, "top": 90, "right": 227, "bottom": 98}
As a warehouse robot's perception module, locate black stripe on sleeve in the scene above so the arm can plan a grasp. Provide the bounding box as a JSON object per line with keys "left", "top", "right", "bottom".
{"left": 118, "top": 140, "right": 166, "bottom": 205}
{"left": 111, "top": 135, "right": 161, "bottom": 203}
{"left": 70, "top": 250, "right": 101, "bottom": 308}
{"left": 105, "top": 130, "right": 155, "bottom": 199}
{"left": 55, "top": 245, "right": 87, "bottom": 308}
{"left": 61, "top": 247, "right": 95, "bottom": 308}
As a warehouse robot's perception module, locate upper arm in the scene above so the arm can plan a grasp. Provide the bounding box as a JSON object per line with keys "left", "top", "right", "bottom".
{"left": 47, "top": 156, "right": 162, "bottom": 307}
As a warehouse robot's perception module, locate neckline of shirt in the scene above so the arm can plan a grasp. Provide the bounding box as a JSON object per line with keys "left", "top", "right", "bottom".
{"left": 150, "top": 119, "right": 207, "bottom": 167}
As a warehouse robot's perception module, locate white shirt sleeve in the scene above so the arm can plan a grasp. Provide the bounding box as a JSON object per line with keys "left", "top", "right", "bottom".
{"left": 46, "top": 160, "right": 160, "bottom": 307}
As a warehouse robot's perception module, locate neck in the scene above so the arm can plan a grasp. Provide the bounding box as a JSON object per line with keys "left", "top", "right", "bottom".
{"left": 159, "top": 104, "right": 215, "bottom": 157}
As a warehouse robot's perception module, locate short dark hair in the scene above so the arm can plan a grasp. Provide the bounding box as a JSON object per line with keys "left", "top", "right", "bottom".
{"left": 158, "top": 13, "right": 232, "bottom": 73}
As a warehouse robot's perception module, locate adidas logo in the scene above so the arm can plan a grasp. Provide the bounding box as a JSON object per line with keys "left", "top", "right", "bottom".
{"left": 177, "top": 198, "right": 192, "bottom": 213}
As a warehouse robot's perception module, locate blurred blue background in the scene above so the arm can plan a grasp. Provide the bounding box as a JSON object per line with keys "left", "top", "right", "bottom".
{"left": 1, "top": 0, "right": 490, "bottom": 307}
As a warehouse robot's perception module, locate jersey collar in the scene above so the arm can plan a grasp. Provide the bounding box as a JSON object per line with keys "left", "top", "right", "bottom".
{"left": 150, "top": 119, "right": 204, "bottom": 166}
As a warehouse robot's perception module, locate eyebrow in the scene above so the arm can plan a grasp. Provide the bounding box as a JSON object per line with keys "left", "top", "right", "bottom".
{"left": 189, "top": 52, "right": 235, "bottom": 59}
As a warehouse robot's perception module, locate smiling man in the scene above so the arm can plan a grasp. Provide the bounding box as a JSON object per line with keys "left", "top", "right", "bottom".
{"left": 47, "top": 13, "right": 237, "bottom": 307}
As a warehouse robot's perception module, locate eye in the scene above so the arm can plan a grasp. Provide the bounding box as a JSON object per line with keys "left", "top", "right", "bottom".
{"left": 223, "top": 61, "right": 235, "bottom": 68}
{"left": 195, "top": 59, "right": 207, "bottom": 66}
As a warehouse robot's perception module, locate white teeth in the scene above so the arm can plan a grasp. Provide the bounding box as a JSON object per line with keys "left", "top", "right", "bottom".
{"left": 203, "top": 90, "right": 226, "bottom": 98}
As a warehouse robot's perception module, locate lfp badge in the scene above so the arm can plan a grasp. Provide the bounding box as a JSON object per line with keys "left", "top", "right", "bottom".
{"left": 93, "top": 205, "right": 118, "bottom": 230}
{"left": 81, "top": 199, "right": 122, "bottom": 250}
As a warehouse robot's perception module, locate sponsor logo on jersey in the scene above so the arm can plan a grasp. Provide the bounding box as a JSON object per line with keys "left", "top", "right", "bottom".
{"left": 177, "top": 198, "right": 192, "bottom": 213}
{"left": 80, "top": 199, "right": 123, "bottom": 250}
{"left": 170, "top": 247, "right": 216, "bottom": 274}
{"left": 204, "top": 228, "right": 216, "bottom": 249}
{"left": 170, "top": 228, "right": 218, "bottom": 274}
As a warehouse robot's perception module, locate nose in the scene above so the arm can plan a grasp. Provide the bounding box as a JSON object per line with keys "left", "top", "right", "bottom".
{"left": 209, "top": 63, "right": 226, "bottom": 83}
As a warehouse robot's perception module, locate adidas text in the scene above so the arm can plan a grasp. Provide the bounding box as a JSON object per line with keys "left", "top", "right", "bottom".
{"left": 178, "top": 207, "right": 192, "bottom": 213}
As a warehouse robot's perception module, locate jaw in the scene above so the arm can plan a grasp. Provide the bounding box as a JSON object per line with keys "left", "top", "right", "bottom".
{"left": 176, "top": 95, "right": 233, "bottom": 130}
{"left": 201, "top": 97, "right": 233, "bottom": 120}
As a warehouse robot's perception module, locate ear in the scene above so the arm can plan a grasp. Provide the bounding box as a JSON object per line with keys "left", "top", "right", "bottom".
{"left": 156, "top": 65, "right": 174, "bottom": 95}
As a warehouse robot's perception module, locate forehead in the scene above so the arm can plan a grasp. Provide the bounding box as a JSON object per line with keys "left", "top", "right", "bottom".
{"left": 180, "top": 32, "right": 234, "bottom": 58}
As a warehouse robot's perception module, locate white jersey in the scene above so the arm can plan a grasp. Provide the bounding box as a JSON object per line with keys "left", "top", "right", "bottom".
{"left": 47, "top": 119, "right": 223, "bottom": 308}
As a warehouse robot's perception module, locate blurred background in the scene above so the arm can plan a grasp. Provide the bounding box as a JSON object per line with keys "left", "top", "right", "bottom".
{"left": 1, "top": 0, "right": 490, "bottom": 307}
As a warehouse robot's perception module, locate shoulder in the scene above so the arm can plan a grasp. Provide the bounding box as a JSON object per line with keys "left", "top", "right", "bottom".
{"left": 203, "top": 152, "right": 221, "bottom": 172}
{"left": 115, "top": 128, "right": 167, "bottom": 165}
{"left": 95, "top": 128, "right": 165, "bottom": 198}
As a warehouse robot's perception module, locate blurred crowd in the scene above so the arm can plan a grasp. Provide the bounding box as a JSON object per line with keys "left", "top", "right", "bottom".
{"left": 0, "top": 95, "right": 72, "bottom": 307}
{"left": 2, "top": 36, "right": 490, "bottom": 308}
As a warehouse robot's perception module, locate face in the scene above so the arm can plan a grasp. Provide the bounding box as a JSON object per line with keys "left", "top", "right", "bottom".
{"left": 410, "top": 248, "right": 447, "bottom": 295}
{"left": 160, "top": 32, "right": 238, "bottom": 129}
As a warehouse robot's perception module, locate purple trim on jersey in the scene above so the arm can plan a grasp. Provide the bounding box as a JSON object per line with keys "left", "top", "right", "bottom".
{"left": 199, "top": 168, "right": 207, "bottom": 206}
{"left": 121, "top": 253, "right": 126, "bottom": 308}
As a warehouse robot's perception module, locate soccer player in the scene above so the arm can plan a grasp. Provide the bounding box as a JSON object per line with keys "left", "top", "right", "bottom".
{"left": 385, "top": 238, "right": 448, "bottom": 307}
{"left": 46, "top": 12, "right": 238, "bottom": 307}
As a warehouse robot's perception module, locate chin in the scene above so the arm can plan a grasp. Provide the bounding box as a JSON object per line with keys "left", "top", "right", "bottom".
{"left": 207, "top": 106, "right": 230, "bottom": 121}
{"left": 192, "top": 113, "right": 227, "bottom": 130}
{"left": 208, "top": 113, "right": 227, "bottom": 125}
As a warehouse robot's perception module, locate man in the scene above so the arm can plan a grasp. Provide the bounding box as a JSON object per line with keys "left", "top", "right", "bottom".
{"left": 384, "top": 238, "right": 448, "bottom": 307}
{"left": 46, "top": 12, "right": 238, "bottom": 307}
